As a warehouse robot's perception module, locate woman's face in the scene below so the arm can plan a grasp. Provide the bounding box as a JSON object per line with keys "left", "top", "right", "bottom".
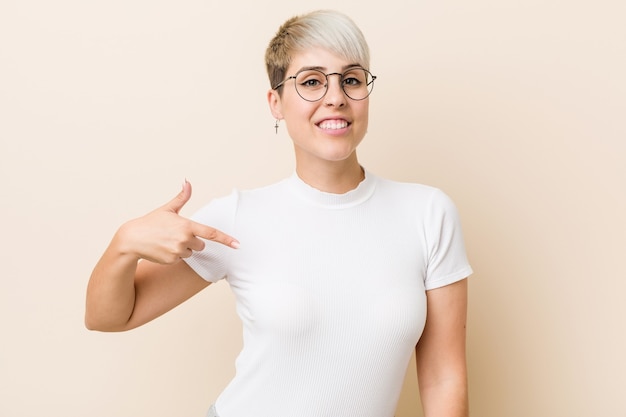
{"left": 268, "top": 47, "right": 370, "bottom": 169}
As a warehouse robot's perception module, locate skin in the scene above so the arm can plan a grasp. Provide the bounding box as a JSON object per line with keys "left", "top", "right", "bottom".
{"left": 84, "top": 181, "right": 238, "bottom": 332}
{"left": 267, "top": 47, "right": 369, "bottom": 193}
{"left": 416, "top": 279, "right": 469, "bottom": 417}
{"left": 85, "top": 46, "right": 469, "bottom": 417}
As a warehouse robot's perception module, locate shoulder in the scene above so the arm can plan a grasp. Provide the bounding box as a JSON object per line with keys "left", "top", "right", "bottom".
{"left": 191, "top": 177, "right": 290, "bottom": 221}
{"left": 236, "top": 177, "right": 291, "bottom": 201}
{"left": 371, "top": 173, "right": 453, "bottom": 208}
{"left": 368, "top": 173, "right": 464, "bottom": 230}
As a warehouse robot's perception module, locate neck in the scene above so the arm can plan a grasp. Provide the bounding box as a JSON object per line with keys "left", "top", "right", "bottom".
{"left": 295, "top": 156, "right": 364, "bottom": 194}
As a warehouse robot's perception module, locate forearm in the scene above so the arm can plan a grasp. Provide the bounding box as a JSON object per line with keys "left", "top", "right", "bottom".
{"left": 84, "top": 182, "right": 235, "bottom": 331}
{"left": 85, "top": 230, "right": 140, "bottom": 332}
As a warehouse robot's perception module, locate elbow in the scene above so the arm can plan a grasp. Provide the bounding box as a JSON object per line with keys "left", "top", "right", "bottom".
{"left": 84, "top": 316, "right": 112, "bottom": 332}
{"left": 84, "top": 311, "right": 130, "bottom": 332}
{"left": 84, "top": 306, "right": 104, "bottom": 331}
{"left": 84, "top": 308, "right": 98, "bottom": 331}
{"left": 84, "top": 294, "right": 135, "bottom": 332}
{"left": 84, "top": 316, "right": 106, "bottom": 332}
{"left": 85, "top": 320, "right": 127, "bottom": 333}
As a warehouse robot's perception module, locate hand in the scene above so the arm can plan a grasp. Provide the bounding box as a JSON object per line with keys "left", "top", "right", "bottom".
{"left": 116, "top": 180, "right": 239, "bottom": 264}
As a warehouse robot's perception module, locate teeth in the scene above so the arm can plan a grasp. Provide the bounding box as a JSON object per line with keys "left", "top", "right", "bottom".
{"left": 319, "top": 120, "right": 348, "bottom": 130}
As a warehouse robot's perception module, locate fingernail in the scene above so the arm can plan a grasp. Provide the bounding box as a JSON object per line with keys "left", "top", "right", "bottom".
{"left": 231, "top": 240, "right": 240, "bottom": 249}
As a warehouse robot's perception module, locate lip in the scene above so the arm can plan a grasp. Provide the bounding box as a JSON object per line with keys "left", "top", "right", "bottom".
{"left": 315, "top": 117, "right": 352, "bottom": 131}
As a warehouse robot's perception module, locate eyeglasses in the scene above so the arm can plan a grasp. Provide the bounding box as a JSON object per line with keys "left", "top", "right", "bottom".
{"left": 273, "top": 67, "right": 376, "bottom": 102}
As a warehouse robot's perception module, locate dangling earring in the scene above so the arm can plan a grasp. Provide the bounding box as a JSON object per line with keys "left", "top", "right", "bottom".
{"left": 274, "top": 119, "right": 280, "bottom": 134}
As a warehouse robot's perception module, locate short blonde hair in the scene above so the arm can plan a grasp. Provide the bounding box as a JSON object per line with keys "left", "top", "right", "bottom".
{"left": 265, "top": 10, "right": 371, "bottom": 91}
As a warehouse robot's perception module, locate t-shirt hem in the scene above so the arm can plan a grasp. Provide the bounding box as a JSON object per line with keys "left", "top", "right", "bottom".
{"left": 424, "top": 265, "right": 473, "bottom": 291}
{"left": 183, "top": 256, "right": 221, "bottom": 283}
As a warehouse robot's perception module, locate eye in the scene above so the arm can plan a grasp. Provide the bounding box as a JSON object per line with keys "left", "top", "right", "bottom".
{"left": 296, "top": 71, "right": 326, "bottom": 89}
{"left": 342, "top": 69, "right": 367, "bottom": 87}
{"left": 342, "top": 76, "right": 362, "bottom": 86}
{"left": 301, "top": 78, "right": 323, "bottom": 88}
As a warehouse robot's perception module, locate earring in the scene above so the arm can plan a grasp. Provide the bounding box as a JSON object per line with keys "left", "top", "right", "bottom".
{"left": 274, "top": 119, "right": 279, "bottom": 134}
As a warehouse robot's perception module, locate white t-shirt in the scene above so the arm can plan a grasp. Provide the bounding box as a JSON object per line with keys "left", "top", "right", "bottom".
{"left": 185, "top": 170, "right": 472, "bottom": 417}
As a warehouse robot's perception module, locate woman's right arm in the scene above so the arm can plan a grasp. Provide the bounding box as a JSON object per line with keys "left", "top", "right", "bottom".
{"left": 84, "top": 181, "right": 239, "bottom": 332}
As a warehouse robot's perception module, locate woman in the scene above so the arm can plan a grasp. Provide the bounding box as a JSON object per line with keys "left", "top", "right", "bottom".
{"left": 85, "top": 10, "right": 472, "bottom": 417}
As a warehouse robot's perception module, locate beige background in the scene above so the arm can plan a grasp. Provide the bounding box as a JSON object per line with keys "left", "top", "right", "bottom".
{"left": 1, "top": 0, "right": 625, "bottom": 416}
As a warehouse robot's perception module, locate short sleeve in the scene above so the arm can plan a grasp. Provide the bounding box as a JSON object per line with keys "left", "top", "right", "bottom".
{"left": 183, "top": 190, "right": 239, "bottom": 283}
{"left": 423, "top": 188, "right": 473, "bottom": 290}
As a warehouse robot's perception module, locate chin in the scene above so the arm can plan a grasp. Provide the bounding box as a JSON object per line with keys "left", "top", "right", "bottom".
{"left": 318, "top": 147, "right": 359, "bottom": 162}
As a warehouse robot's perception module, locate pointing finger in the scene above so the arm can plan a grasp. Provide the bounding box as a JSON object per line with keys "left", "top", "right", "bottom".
{"left": 192, "top": 221, "right": 240, "bottom": 249}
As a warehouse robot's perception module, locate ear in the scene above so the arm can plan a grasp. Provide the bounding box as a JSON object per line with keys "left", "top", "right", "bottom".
{"left": 267, "top": 89, "right": 283, "bottom": 120}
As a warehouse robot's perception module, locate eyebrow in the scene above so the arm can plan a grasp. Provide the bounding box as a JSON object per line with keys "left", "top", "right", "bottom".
{"left": 295, "top": 64, "right": 363, "bottom": 73}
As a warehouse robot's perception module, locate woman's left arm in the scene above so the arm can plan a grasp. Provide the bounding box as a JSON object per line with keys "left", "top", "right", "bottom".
{"left": 415, "top": 278, "right": 469, "bottom": 417}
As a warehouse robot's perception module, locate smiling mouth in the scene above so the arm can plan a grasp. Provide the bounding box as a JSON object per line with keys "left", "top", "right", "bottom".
{"left": 317, "top": 119, "right": 350, "bottom": 130}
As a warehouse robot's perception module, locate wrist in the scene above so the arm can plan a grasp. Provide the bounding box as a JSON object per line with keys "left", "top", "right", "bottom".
{"left": 112, "top": 221, "right": 143, "bottom": 262}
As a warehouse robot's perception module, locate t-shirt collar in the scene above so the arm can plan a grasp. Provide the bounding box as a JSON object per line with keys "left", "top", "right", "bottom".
{"left": 288, "top": 168, "right": 376, "bottom": 209}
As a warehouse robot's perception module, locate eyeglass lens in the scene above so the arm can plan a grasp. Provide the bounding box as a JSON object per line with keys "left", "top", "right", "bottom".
{"left": 294, "top": 68, "right": 374, "bottom": 101}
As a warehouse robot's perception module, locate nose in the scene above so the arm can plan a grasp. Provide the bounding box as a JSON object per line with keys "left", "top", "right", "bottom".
{"left": 323, "top": 73, "right": 346, "bottom": 107}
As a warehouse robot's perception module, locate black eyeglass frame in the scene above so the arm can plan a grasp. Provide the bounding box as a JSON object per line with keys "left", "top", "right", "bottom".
{"left": 272, "top": 67, "right": 377, "bottom": 102}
